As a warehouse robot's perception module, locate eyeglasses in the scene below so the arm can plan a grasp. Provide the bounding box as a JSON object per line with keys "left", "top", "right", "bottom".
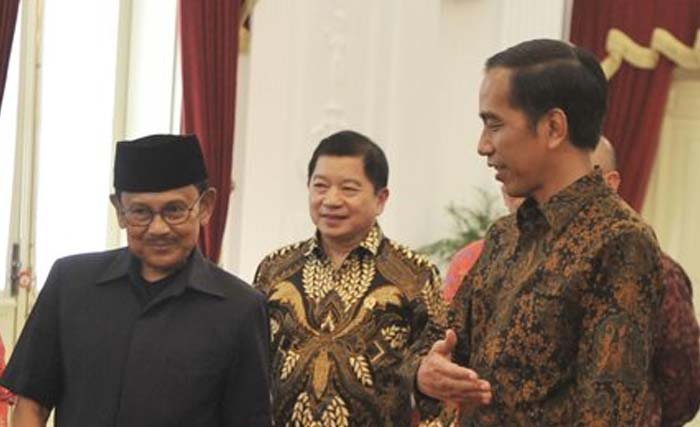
{"left": 119, "top": 192, "right": 206, "bottom": 227}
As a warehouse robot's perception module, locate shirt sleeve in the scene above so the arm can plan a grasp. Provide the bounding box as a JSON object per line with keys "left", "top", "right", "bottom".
{"left": 574, "top": 230, "right": 663, "bottom": 427}
{"left": 399, "top": 265, "right": 451, "bottom": 424}
{"left": 221, "top": 292, "right": 272, "bottom": 427}
{"left": 0, "top": 260, "right": 64, "bottom": 409}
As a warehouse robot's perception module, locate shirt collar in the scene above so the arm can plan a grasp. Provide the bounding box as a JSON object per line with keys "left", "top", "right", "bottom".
{"left": 516, "top": 168, "right": 611, "bottom": 235}
{"left": 305, "top": 223, "right": 384, "bottom": 258}
{"left": 96, "top": 248, "right": 226, "bottom": 299}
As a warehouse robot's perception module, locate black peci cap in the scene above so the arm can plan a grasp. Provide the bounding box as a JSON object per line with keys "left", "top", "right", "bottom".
{"left": 114, "top": 134, "right": 208, "bottom": 192}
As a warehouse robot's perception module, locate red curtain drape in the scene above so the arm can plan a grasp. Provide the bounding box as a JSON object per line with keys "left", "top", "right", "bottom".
{"left": 0, "top": 0, "right": 21, "bottom": 116}
{"left": 180, "top": 0, "right": 241, "bottom": 263}
{"left": 570, "top": 0, "right": 700, "bottom": 212}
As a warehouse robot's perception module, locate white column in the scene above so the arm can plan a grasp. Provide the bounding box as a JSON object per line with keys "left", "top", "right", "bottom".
{"left": 499, "top": 0, "right": 568, "bottom": 49}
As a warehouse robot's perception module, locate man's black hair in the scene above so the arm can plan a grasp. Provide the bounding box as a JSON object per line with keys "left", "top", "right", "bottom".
{"left": 307, "top": 130, "right": 388, "bottom": 192}
{"left": 485, "top": 39, "right": 608, "bottom": 150}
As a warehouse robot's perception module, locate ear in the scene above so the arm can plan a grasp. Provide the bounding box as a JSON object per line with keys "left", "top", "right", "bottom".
{"left": 197, "top": 188, "right": 218, "bottom": 227}
{"left": 109, "top": 194, "right": 127, "bottom": 229}
{"left": 604, "top": 170, "right": 621, "bottom": 192}
{"left": 540, "top": 108, "right": 568, "bottom": 149}
{"left": 375, "top": 188, "right": 389, "bottom": 216}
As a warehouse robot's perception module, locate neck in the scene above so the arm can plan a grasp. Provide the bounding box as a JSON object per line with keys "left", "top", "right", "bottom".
{"left": 532, "top": 150, "right": 592, "bottom": 204}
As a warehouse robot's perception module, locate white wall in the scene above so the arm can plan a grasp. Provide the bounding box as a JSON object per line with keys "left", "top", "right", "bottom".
{"left": 222, "top": 0, "right": 568, "bottom": 281}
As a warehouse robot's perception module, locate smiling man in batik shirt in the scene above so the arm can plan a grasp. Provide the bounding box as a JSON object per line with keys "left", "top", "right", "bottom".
{"left": 255, "top": 130, "right": 448, "bottom": 427}
{"left": 416, "top": 40, "right": 664, "bottom": 427}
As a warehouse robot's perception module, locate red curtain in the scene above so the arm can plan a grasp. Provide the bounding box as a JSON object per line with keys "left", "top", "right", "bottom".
{"left": 180, "top": 0, "right": 241, "bottom": 263}
{"left": 570, "top": 0, "right": 700, "bottom": 212}
{"left": 0, "top": 0, "right": 20, "bottom": 116}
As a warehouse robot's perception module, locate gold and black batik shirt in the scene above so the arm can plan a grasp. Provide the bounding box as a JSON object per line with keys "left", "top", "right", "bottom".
{"left": 255, "top": 226, "right": 448, "bottom": 427}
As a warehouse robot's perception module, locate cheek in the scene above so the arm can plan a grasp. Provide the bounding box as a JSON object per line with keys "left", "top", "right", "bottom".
{"left": 309, "top": 195, "right": 323, "bottom": 212}
{"left": 352, "top": 199, "right": 375, "bottom": 218}
{"left": 126, "top": 227, "right": 145, "bottom": 240}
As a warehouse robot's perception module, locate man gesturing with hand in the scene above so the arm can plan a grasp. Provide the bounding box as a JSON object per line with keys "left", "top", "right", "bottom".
{"left": 415, "top": 39, "right": 663, "bottom": 427}
{"left": 418, "top": 330, "right": 492, "bottom": 410}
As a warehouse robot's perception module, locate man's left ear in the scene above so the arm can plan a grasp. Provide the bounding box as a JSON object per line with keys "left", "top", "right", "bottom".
{"left": 198, "top": 188, "right": 218, "bottom": 226}
{"left": 543, "top": 108, "right": 568, "bottom": 149}
{"left": 375, "top": 188, "right": 389, "bottom": 215}
{"left": 604, "top": 170, "right": 621, "bottom": 193}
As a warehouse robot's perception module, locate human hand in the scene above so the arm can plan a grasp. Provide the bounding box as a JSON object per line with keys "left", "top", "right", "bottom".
{"left": 416, "top": 329, "right": 492, "bottom": 406}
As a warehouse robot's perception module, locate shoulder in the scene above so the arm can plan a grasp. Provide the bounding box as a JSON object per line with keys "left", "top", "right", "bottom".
{"left": 660, "top": 252, "right": 691, "bottom": 283}
{"left": 44, "top": 248, "right": 128, "bottom": 288}
{"left": 376, "top": 238, "right": 439, "bottom": 296}
{"left": 254, "top": 239, "right": 313, "bottom": 291}
{"left": 659, "top": 252, "right": 693, "bottom": 298}
{"left": 55, "top": 247, "right": 126, "bottom": 270}
{"left": 203, "top": 261, "right": 266, "bottom": 306}
{"left": 597, "top": 202, "right": 659, "bottom": 265}
{"left": 585, "top": 197, "right": 663, "bottom": 296}
{"left": 588, "top": 193, "right": 656, "bottom": 244}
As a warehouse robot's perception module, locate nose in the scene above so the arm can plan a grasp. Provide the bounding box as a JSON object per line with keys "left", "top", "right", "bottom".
{"left": 477, "top": 129, "right": 494, "bottom": 157}
{"left": 322, "top": 187, "right": 342, "bottom": 207}
{"left": 147, "top": 212, "right": 171, "bottom": 235}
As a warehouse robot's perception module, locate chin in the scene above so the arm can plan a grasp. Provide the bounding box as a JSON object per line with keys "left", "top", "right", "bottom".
{"left": 146, "top": 252, "right": 186, "bottom": 268}
{"left": 503, "top": 185, "right": 525, "bottom": 199}
{"left": 318, "top": 228, "right": 347, "bottom": 240}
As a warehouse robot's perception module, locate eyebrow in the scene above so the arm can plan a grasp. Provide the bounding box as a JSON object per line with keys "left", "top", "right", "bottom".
{"left": 310, "top": 176, "right": 363, "bottom": 186}
{"left": 479, "top": 112, "right": 501, "bottom": 123}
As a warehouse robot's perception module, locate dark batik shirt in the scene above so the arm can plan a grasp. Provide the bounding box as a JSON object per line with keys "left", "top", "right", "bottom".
{"left": 451, "top": 171, "right": 664, "bottom": 427}
{"left": 255, "top": 225, "right": 448, "bottom": 427}
{"left": 644, "top": 253, "right": 700, "bottom": 427}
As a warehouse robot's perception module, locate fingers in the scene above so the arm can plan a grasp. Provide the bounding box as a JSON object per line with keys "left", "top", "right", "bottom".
{"left": 439, "top": 362, "right": 478, "bottom": 382}
{"left": 430, "top": 329, "right": 458, "bottom": 356}
{"left": 444, "top": 329, "right": 457, "bottom": 351}
{"left": 450, "top": 384, "right": 492, "bottom": 405}
{"left": 417, "top": 351, "right": 492, "bottom": 404}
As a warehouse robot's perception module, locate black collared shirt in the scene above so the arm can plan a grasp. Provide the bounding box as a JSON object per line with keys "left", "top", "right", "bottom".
{"left": 1, "top": 248, "right": 271, "bottom": 427}
{"left": 127, "top": 254, "right": 180, "bottom": 306}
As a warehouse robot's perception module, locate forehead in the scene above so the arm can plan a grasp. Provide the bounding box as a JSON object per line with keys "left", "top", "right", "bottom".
{"left": 311, "top": 155, "right": 369, "bottom": 181}
{"left": 120, "top": 184, "right": 199, "bottom": 205}
{"left": 479, "top": 67, "right": 513, "bottom": 109}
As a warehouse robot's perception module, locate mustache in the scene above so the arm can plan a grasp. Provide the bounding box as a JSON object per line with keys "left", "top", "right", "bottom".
{"left": 143, "top": 236, "right": 178, "bottom": 245}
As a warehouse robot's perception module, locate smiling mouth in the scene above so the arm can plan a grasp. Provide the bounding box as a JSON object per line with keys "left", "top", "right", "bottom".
{"left": 147, "top": 241, "right": 175, "bottom": 248}
{"left": 321, "top": 214, "right": 347, "bottom": 220}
